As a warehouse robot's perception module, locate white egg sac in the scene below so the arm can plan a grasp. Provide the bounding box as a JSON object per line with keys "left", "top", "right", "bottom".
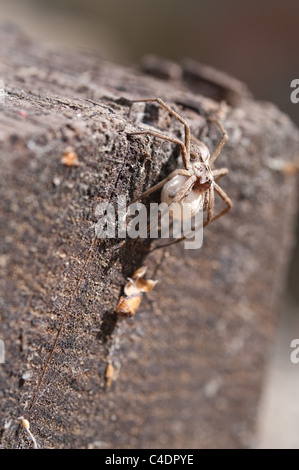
{"left": 161, "top": 174, "right": 204, "bottom": 220}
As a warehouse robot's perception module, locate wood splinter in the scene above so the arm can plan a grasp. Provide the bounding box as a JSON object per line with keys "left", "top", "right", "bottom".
{"left": 116, "top": 266, "right": 158, "bottom": 317}
{"left": 61, "top": 146, "right": 79, "bottom": 167}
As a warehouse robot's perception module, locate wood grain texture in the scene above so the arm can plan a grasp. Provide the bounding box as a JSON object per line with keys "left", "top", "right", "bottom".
{"left": 0, "top": 23, "right": 298, "bottom": 448}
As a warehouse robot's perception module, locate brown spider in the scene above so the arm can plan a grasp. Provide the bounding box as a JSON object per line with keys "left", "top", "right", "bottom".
{"left": 128, "top": 98, "right": 232, "bottom": 244}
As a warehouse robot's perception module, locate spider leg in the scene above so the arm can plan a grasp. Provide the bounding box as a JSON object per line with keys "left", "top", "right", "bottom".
{"left": 150, "top": 219, "right": 202, "bottom": 251}
{"left": 129, "top": 130, "right": 188, "bottom": 169}
{"left": 128, "top": 168, "right": 192, "bottom": 206}
{"left": 208, "top": 181, "right": 232, "bottom": 224}
{"left": 150, "top": 232, "right": 191, "bottom": 250}
{"left": 170, "top": 175, "right": 197, "bottom": 204}
{"left": 202, "top": 189, "right": 209, "bottom": 212}
{"left": 207, "top": 117, "right": 228, "bottom": 166}
{"left": 206, "top": 185, "right": 215, "bottom": 225}
{"left": 131, "top": 98, "right": 191, "bottom": 168}
{"left": 212, "top": 167, "right": 229, "bottom": 181}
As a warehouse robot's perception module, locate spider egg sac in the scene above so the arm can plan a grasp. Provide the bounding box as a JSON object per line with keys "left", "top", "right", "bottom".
{"left": 161, "top": 174, "right": 204, "bottom": 220}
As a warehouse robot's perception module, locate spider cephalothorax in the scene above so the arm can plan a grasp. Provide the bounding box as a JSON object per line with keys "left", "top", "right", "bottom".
{"left": 192, "top": 161, "right": 213, "bottom": 188}
{"left": 129, "top": 98, "right": 232, "bottom": 241}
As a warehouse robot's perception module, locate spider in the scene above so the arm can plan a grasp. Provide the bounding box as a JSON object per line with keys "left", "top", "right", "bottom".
{"left": 128, "top": 98, "right": 232, "bottom": 244}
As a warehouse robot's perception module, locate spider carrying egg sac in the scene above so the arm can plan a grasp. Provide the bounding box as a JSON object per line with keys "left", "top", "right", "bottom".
{"left": 161, "top": 174, "right": 205, "bottom": 220}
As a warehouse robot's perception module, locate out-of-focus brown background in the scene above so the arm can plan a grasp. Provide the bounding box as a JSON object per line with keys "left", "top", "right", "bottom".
{"left": 1, "top": 0, "right": 298, "bottom": 448}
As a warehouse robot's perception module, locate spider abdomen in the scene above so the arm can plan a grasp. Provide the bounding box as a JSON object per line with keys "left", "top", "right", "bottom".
{"left": 161, "top": 174, "right": 204, "bottom": 220}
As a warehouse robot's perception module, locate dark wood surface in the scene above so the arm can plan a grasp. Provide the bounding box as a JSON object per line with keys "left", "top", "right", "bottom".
{"left": 0, "top": 23, "right": 298, "bottom": 448}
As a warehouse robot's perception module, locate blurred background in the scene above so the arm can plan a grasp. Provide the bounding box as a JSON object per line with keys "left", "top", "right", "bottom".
{"left": 1, "top": 0, "right": 298, "bottom": 448}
